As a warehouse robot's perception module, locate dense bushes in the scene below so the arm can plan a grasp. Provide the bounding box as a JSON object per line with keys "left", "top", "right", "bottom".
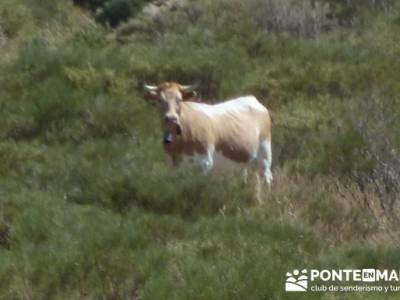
{"left": 0, "top": 0, "right": 34, "bottom": 39}
{"left": 321, "top": 0, "right": 393, "bottom": 25}
{"left": 97, "top": 0, "right": 149, "bottom": 27}
{"left": 74, "top": 0, "right": 150, "bottom": 27}
{"left": 73, "top": 0, "right": 108, "bottom": 10}
{"left": 227, "top": 0, "right": 334, "bottom": 38}
{"left": 0, "top": 0, "right": 399, "bottom": 298}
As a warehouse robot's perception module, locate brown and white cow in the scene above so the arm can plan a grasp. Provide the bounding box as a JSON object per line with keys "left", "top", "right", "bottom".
{"left": 143, "top": 82, "right": 272, "bottom": 185}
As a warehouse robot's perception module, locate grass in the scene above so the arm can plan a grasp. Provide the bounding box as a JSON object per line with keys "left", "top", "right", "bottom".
{"left": 0, "top": 0, "right": 399, "bottom": 299}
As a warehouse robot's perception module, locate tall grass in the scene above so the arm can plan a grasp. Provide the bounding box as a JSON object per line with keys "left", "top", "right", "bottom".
{"left": 0, "top": 0, "right": 399, "bottom": 299}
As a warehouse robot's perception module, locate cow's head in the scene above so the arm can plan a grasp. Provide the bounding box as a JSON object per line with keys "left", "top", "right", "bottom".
{"left": 144, "top": 82, "right": 198, "bottom": 144}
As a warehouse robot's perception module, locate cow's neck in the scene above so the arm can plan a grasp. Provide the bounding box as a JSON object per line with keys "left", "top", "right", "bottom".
{"left": 171, "top": 102, "right": 213, "bottom": 156}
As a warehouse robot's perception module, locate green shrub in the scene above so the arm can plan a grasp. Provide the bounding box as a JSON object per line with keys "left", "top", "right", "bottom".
{"left": 73, "top": 0, "right": 108, "bottom": 10}
{"left": 96, "top": 0, "right": 149, "bottom": 27}
{"left": 27, "top": 0, "right": 73, "bottom": 26}
{"left": 0, "top": 142, "right": 27, "bottom": 177}
{"left": 0, "top": 1, "right": 34, "bottom": 38}
{"left": 67, "top": 159, "right": 254, "bottom": 216}
{"left": 30, "top": 78, "right": 82, "bottom": 132}
{"left": 1, "top": 1, "right": 400, "bottom": 299}
{"left": 97, "top": 0, "right": 133, "bottom": 27}
{"left": 321, "top": 0, "right": 393, "bottom": 26}
{"left": 0, "top": 217, "right": 10, "bottom": 249}
{"left": 299, "top": 125, "right": 368, "bottom": 175}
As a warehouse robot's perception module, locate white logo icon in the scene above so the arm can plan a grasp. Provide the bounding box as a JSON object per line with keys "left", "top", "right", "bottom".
{"left": 362, "top": 269, "right": 376, "bottom": 282}
{"left": 286, "top": 269, "right": 308, "bottom": 292}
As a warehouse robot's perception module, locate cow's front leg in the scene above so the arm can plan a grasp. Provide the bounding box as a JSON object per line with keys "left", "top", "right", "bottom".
{"left": 201, "top": 145, "right": 215, "bottom": 173}
{"left": 171, "top": 155, "right": 182, "bottom": 167}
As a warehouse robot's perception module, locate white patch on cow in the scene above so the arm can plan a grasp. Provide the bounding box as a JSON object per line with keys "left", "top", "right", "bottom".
{"left": 188, "top": 96, "right": 267, "bottom": 118}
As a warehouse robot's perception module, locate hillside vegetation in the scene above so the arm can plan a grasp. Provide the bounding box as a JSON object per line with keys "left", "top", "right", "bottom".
{"left": 0, "top": 0, "right": 399, "bottom": 299}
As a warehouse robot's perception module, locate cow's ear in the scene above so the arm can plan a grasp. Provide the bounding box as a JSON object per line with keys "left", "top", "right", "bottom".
{"left": 181, "top": 90, "right": 197, "bottom": 101}
{"left": 144, "top": 90, "right": 159, "bottom": 102}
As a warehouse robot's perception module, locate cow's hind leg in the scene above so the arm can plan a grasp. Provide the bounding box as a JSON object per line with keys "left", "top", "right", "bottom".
{"left": 257, "top": 139, "right": 273, "bottom": 187}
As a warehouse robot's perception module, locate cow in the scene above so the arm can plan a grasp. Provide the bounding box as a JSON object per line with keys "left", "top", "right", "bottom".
{"left": 143, "top": 82, "right": 273, "bottom": 186}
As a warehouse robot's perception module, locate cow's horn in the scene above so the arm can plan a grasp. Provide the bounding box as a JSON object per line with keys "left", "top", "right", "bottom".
{"left": 180, "top": 82, "right": 199, "bottom": 92}
{"left": 144, "top": 84, "right": 158, "bottom": 92}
